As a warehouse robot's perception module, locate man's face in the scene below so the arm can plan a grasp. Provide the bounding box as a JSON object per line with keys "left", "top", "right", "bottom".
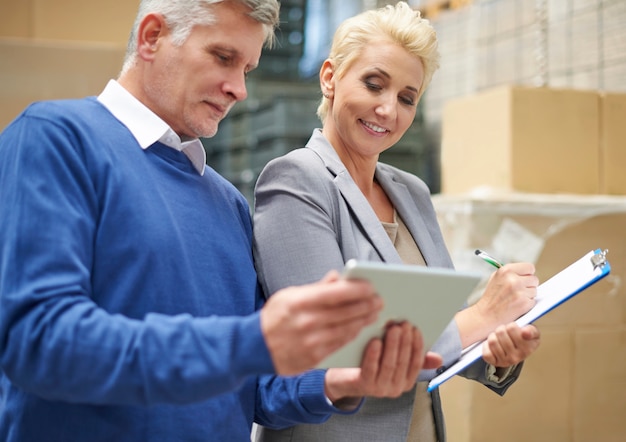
{"left": 144, "top": 2, "right": 266, "bottom": 138}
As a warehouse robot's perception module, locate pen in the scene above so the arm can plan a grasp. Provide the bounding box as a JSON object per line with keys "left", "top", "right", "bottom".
{"left": 474, "top": 249, "right": 504, "bottom": 269}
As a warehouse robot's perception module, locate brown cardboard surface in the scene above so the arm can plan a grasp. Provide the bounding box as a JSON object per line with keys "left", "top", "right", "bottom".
{"left": 441, "top": 86, "right": 512, "bottom": 194}
{"left": 0, "top": 0, "right": 138, "bottom": 43}
{"left": 0, "top": 0, "right": 32, "bottom": 38}
{"left": 600, "top": 93, "right": 626, "bottom": 195}
{"left": 441, "top": 86, "right": 601, "bottom": 195}
{"left": 441, "top": 329, "right": 573, "bottom": 442}
{"left": 34, "top": 0, "right": 138, "bottom": 44}
{"left": 574, "top": 328, "right": 626, "bottom": 442}
{"left": 0, "top": 39, "right": 125, "bottom": 130}
{"left": 433, "top": 193, "right": 626, "bottom": 441}
{"left": 533, "top": 213, "right": 626, "bottom": 327}
{"left": 510, "top": 87, "right": 599, "bottom": 194}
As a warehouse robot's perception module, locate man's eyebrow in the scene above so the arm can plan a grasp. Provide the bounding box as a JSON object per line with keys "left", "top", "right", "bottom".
{"left": 211, "top": 44, "right": 238, "bottom": 57}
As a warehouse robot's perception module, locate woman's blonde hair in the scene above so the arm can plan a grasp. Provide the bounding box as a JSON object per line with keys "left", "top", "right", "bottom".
{"left": 317, "top": 1, "right": 440, "bottom": 122}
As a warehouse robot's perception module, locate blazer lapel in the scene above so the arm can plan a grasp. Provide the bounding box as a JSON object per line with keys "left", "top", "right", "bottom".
{"left": 307, "top": 131, "right": 402, "bottom": 264}
{"left": 375, "top": 167, "right": 443, "bottom": 267}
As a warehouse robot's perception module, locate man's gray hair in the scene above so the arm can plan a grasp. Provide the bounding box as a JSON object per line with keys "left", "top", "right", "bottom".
{"left": 121, "top": 0, "right": 280, "bottom": 74}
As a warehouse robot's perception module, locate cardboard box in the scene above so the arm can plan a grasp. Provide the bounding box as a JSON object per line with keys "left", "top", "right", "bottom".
{"left": 0, "top": 39, "right": 125, "bottom": 130}
{"left": 574, "top": 329, "right": 626, "bottom": 441}
{"left": 441, "top": 329, "right": 573, "bottom": 442}
{"left": 432, "top": 192, "right": 626, "bottom": 441}
{"left": 0, "top": 1, "right": 32, "bottom": 38}
{"left": 0, "top": 0, "right": 138, "bottom": 44}
{"left": 600, "top": 93, "right": 626, "bottom": 195}
{"left": 441, "top": 86, "right": 601, "bottom": 195}
{"left": 31, "top": 0, "right": 139, "bottom": 44}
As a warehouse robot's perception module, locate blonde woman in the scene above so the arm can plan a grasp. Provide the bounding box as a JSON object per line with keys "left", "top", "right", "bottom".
{"left": 253, "top": 2, "right": 541, "bottom": 441}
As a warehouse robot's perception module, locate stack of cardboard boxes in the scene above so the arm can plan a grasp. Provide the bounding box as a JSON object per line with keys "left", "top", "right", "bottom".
{"left": 441, "top": 86, "right": 626, "bottom": 195}
{"left": 435, "top": 85, "right": 626, "bottom": 441}
{"left": 0, "top": 0, "right": 137, "bottom": 129}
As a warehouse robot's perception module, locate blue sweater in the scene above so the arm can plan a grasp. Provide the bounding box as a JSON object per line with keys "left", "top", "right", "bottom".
{"left": 0, "top": 98, "right": 335, "bottom": 441}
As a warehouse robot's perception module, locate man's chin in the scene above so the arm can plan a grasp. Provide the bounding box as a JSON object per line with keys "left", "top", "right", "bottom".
{"left": 193, "top": 123, "right": 219, "bottom": 139}
{"left": 200, "top": 129, "right": 218, "bottom": 139}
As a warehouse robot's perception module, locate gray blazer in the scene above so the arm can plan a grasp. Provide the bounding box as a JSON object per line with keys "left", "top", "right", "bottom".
{"left": 252, "top": 129, "right": 521, "bottom": 442}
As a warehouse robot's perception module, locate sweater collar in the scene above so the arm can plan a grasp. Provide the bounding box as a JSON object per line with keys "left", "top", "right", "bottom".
{"left": 97, "top": 80, "right": 206, "bottom": 176}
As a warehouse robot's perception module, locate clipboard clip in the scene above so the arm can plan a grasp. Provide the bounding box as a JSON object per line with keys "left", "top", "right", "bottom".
{"left": 590, "top": 249, "right": 609, "bottom": 269}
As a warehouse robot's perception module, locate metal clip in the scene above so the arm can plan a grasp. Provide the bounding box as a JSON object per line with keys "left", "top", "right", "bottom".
{"left": 590, "top": 249, "right": 609, "bottom": 269}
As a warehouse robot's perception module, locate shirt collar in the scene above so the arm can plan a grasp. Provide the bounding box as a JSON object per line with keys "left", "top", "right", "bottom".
{"left": 97, "top": 80, "right": 206, "bottom": 176}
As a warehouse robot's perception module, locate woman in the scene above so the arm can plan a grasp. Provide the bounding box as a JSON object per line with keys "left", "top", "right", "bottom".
{"left": 253, "top": 2, "right": 541, "bottom": 441}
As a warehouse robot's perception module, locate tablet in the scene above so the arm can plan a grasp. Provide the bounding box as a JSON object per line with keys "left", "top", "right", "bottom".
{"left": 317, "top": 260, "right": 482, "bottom": 368}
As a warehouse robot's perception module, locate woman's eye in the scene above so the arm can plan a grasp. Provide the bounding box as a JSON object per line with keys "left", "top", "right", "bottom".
{"left": 400, "top": 96, "right": 416, "bottom": 106}
{"left": 364, "top": 81, "right": 382, "bottom": 91}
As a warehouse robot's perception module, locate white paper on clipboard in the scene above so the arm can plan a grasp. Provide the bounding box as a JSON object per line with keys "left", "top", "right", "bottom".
{"left": 427, "top": 249, "right": 611, "bottom": 392}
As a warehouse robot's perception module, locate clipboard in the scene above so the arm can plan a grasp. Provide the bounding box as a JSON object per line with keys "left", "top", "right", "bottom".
{"left": 427, "top": 248, "right": 611, "bottom": 392}
{"left": 317, "top": 260, "right": 482, "bottom": 368}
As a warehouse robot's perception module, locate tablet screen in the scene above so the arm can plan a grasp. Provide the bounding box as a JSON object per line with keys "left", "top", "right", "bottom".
{"left": 317, "top": 260, "right": 481, "bottom": 368}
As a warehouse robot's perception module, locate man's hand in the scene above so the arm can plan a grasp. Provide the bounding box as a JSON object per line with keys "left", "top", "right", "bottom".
{"left": 322, "top": 321, "right": 443, "bottom": 405}
{"left": 260, "top": 271, "right": 383, "bottom": 375}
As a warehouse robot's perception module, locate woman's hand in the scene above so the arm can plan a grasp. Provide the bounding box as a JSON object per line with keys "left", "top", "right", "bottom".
{"left": 482, "top": 323, "right": 541, "bottom": 367}
{"left": 456, "top": 262, "right": 539, "bottom": 347}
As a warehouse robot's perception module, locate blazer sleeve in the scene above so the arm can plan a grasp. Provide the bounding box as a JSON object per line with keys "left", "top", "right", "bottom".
{"left": 253, "top": 149, "right": 348, "bottom": 296}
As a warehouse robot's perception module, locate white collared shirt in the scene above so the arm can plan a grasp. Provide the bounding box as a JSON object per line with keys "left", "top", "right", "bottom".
{"left": 97, "top": 80, "right": 207, "bottom": 176}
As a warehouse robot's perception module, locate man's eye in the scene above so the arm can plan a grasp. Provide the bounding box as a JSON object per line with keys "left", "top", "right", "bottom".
{"left": 215, "top": 53, "right": 231, "bottom": 64}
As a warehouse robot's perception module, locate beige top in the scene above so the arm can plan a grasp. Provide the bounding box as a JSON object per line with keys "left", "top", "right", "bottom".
{"left": 381, "top": 212, "right": 437, "bottom": 442}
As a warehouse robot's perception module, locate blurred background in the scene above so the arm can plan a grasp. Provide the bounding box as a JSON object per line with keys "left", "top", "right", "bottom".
{"left": 2, "top": 0, "right": 624, "bottom": 201}
{"left": 1, "top": 1, "right": 625, "bottom": 441}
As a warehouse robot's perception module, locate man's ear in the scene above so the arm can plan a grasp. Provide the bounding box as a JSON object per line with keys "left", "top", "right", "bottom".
{"left": 319, "top": 59, "right": 335, "bottom": 99}
{"left": 136, "top": 13, "right": 168, "bottom": 61}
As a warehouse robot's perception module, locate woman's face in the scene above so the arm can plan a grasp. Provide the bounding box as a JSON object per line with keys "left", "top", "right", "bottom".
{"left": 322, "top": 41, "right": 425, "bottom": 161}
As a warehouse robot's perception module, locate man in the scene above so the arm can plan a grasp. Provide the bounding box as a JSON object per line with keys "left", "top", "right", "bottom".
{"left": 0, "top": 1, "right": 439, "bottom": 441}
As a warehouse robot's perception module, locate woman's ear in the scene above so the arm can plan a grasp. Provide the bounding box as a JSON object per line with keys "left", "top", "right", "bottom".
{"left": 319, "top": 59, "right": 335, "bottom": 99}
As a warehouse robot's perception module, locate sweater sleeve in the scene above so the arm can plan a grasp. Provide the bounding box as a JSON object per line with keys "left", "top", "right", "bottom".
{"left": 255, "top": 370, "right": 364, "bottom": 429}
{"left": 0, "top": 108, "right": 275, "bottom": 406}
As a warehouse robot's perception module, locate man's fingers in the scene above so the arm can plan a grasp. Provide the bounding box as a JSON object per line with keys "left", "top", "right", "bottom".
{"left": 360, "top": 338, "right": 383, "bottom": 381}
{"left": 319, "top": 269, "right": 341, "bottom": 283}
{"left": 389, "top": 323, "right": 414, "bottom": 388}
{"left": 404, "top": 325, "right": 425, "bottom": 384}
{"left": 377, "top": 324, "right": 401, "bottom": 386}
{"left": 294, "top": 314, "right": 381, "bottom": 370}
